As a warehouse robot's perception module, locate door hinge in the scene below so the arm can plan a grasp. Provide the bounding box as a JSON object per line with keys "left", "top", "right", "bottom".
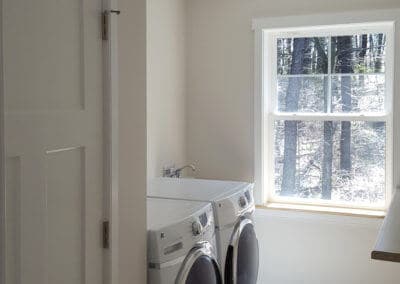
{"left": 102, "top": 11, "right": 108, "bottom": 41}
{"left": 102, "top": 220, "right": 110, "bottom": 249}
{"left": 102, "top": 10, "right": 121, "bottom": 41}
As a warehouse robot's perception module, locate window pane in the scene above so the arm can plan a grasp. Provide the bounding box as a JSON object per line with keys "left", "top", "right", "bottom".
{"left": 274, "top": 120, "right": 324, "bottom": 198}
{"left": 274, "top": 120, "right": 385, "bottom": 206}
{"left": 332, "top": 34, "right": 386, "bottom": 74}
{"left": 331, "top": 74, "right": 385, "bottom": 113}
{"left": 278, "top": 76, "right": 326, "bottom": 112}
{"left": 277, "top": 37, "right": 328, "bottom": 75}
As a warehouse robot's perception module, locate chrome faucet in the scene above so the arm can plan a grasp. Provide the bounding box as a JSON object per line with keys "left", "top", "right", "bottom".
{"left": 163, "top": 164, "right": 196, "bottom": 178}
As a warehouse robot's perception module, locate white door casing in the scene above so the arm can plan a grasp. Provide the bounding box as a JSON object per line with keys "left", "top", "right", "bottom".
{"left": 3, "top": 0, "right": 106, "bottom": 283}
{"left": 102, "top": 0, "right": 120, "bottom": 283}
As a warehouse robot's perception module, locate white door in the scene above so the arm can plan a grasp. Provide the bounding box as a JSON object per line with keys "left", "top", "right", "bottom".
{"left": 3, "top": 0, "right": 105, "bottom": 283}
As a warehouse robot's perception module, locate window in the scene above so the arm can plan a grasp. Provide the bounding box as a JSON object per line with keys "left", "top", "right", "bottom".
{"left": 256, "top": 22, "right": 395, "bottom": 212}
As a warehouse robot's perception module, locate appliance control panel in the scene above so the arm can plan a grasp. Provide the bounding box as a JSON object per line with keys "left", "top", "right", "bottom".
{"left": 150, "top": 203, "right": 215, "bottom": 264}
{"left": 209, "top": 183, "right": 255, "bottom": 229}
{"left": 190, "top": 207, "right": 213, "bottom": 237}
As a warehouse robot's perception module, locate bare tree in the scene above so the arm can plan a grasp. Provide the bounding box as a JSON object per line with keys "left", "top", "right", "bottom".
{"left": 375, "top": 34, "right": 385, "bottom": 73}
{"left": 335, "top": 36, "right": 353, "bottom": 177}
{"left": 281, "top": 38, "right": 310, "bottom": 196}
{"left": 313, "top": 37, "right": 333, "bottom": 199}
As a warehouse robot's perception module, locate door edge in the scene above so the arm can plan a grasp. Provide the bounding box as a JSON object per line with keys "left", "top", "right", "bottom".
{"left": 0, "top": 0, "right": 5, "bottom": 281}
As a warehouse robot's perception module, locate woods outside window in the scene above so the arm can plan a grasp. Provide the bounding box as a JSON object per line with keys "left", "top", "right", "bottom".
{"left": 259, "top": 23, "right": 394, "bottom": 212}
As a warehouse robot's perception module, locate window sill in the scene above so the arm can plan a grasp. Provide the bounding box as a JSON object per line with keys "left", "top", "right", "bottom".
{"left": 257, "top": 202, "right": 385, "bottom": 218}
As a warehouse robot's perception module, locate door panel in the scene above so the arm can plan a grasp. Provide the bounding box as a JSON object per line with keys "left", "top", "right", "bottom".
{"left": 5, "top": 157, "right": 21, "bottom": 284}
{"left": 46, "top": 147, "right": 84, "bottom": 284}
{"left": 3, "top": 0, "right": 104, "bottom": 283}
{"left": 4, "top": 0, "right": 84, "bottom": 111}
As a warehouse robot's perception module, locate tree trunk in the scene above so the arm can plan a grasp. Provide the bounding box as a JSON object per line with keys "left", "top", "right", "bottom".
{"left": 322, "top": 120, "right": 333, "bottom": 199}
{"left": 359, "top": 34, "right": 368, "bottom": 58}
{"left": 336, "top": 36, "right": 353, "bottom": 176}
{"left": 321, "top": 75, "right": 333, "bottom": 199}
{"left": 314, "top": 37, "right": 333, "bottom": 199}
{"left": 375, "top": 33, "right": 384, "bottom": 73}
{"left": 281, "top": 38, "right": 309, "bottom": 196}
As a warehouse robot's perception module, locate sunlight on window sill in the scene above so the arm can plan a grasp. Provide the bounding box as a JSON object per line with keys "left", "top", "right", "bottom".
{"left": 257, "top": 202, "right": 385, "bottom": 218}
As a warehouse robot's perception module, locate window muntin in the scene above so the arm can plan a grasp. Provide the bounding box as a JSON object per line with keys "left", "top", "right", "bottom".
{"left": 264, "top": 24, "right": 393, "bottom": 210}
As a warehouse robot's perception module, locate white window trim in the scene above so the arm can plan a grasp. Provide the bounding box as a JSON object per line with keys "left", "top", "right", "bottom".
{"left": 253, "top": 9, "right": 400, "bottom": 214}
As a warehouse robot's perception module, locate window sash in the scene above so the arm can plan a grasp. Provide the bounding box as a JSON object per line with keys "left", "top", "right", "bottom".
{"left": 269, "top": 113, "right": 390, "bottom": 121}
{"left": 266, "top": 22, "right": 393, "bottom": 42}
{"left": 264, "top": 117, "right": 391, "bottom": 211}
{"left": 271, "top": 34, "right": 391, "bottom": 115}
{"left": 269, "top": 27, "right": 393, "bottom": 39}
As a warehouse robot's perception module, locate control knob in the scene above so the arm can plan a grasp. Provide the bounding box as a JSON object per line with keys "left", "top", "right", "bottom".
{"left": 239, "top": 196, "right": 247, "bottom": 208}
{"left": 192, "top": 221, "right": 202, "bottom": 236}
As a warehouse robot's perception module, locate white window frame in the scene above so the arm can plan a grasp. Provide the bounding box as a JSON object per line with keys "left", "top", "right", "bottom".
{"left": 253, "top": 10, "right": 400, "bottom": 214}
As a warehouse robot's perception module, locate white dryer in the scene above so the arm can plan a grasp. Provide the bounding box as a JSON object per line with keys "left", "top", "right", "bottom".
{"left": 148, "top": 178, "right": 259, "bottom": 284}
{"left": 147, "top": 197, "right": 222, "bottom": 284}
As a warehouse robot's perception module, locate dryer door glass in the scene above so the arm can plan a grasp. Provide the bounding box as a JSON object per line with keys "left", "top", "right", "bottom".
{"left": 236, "top": 223, "right": 259, "bottom": 284}
{"left": 185, "top": 255, "right": 222, "bottom": 284}
{"left": 225, "top": 221, "right": 259, "bottom": 284}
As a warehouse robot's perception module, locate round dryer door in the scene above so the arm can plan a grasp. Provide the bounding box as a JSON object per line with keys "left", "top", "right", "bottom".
{"left": 225, "top": 218, "right": 259, "bottom": 284}
{"left": 176, "top": 242, "right": 222, "bottom": 284}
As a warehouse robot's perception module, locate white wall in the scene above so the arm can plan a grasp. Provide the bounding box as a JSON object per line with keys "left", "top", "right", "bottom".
{"left": 185, "top": 0, "right": 400, "bottom": 283}
{"left": 255, "top": 209, "right": 400, "bottom": 284}
{"left": 118, "top": 0, "right": 147, "bottom": 283}
{"left": 186, "top": 0, "right": 400, "bottom": 182}
{"left": 147, "top": 0, "right": 187, "bottom": 178}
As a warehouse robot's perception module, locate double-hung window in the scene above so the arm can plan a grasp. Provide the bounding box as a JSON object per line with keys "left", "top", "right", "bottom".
{"left": 257, "top": 22, "right": 394, "bottom": 213}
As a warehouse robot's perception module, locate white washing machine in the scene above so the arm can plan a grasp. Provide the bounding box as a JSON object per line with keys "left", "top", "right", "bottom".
{"left": 147, "top": 197, "right": 222, "bottom": 284}
{"left": 148, "top": 178, "right": 259, "bottom": 284}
